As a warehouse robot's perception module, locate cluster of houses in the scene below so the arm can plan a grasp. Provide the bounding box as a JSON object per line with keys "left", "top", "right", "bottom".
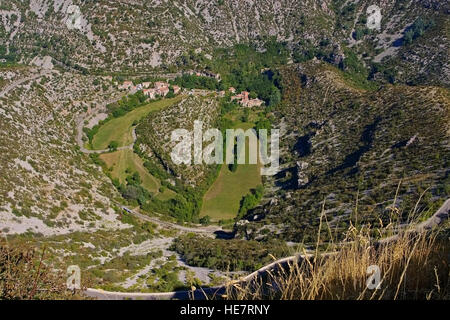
{"left": 117, "top": 80, "right": 135, "bottom": 91}
{"left": 184, "top": 71, "right": 264, "bottom": 107}
{"left": 118, "top": 80, "right": 180, "bottom": 100}
{"left": 142, "top": 81, "right": 181, "bottom": 99}
{"left": 117, "top": 76, "right": 265, "bottom": 108}
{"left": 229, "top": 88, "right": 264, "bottom": 108}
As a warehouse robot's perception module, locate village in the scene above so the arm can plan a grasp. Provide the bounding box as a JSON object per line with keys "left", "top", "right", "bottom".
{"left": 117, "top": 71, "right": 265, "bottom": 108}
{"left": 229, "top": 88, "right": 264, "bottom": 108}
{"left": 118, "top": 80, "right": 181, "bottom": 99}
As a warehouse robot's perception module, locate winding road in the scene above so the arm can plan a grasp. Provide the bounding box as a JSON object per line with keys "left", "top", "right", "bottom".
{"left": 84, "top": 198, "right": 450, "bottom": 300}
{"left": 75, "top": 94, "right": 132, "bottom": 154}
{"left": 0, "top": 69, "right": 52, "bottom": 98}
{"left": 116, "top": 202, "right": 222, "bottom": 235}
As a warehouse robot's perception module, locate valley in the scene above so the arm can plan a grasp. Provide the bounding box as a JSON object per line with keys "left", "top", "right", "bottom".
{"left": 0, "top": 0, "right": 448, "bottom": 301}
{"left": 91, "top": 97, "right": 182, "bottom": 150}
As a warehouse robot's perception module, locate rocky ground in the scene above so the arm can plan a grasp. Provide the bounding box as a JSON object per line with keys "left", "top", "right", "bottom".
{"left": 0, "top": 65, "right": 123, "bottom": 236}
{"left": 235, "top": 60, "right": 450, "bottom": 243}
{"left": 1, "top": 1, "right": 447, "bottom": 86}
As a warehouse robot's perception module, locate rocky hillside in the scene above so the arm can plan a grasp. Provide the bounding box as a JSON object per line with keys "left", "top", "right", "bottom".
{"left": 0, "top": 65, "right": 124, "bottom": 236}
{"left": 235, "top": 60, "right": 450, "bottom": 243}
{"left": 0, "top": 0, "right": 447, "bottom": 241}
{"left": 0, "top": 0, "right": 447, "bottom": 86}
{"left": 136, "top": 95, "right": 221, "bottom": 188}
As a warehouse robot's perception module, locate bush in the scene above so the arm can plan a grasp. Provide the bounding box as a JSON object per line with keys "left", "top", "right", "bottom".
{"left": 226, "top": 227, "right": 450, "bottom": 300}
{"left": 199, "top": 215, "right": 211, "bottom": 225}
{"left": 403, "top": 17, "right": 435, "bottom": 45}
{"left": 108, "top": 141, "right": 119, "bottom": 151}
{"left": 172, "top": 74, "right": 220, "bottom": 90}
{"left": 171, "top": 235, "right": 289, "bottom": 271}
{"left": 237, "top": 185, "right": 264, "bottom": 220}
{"left": 0, "top": 242, "right": 79, "bottom": 299}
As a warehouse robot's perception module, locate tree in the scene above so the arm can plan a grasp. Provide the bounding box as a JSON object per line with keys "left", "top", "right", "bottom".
{"left": 228, "top": 162, "right": 238, "bottom": 172}
{"left": 228, "top": 142, "right": 239, "bottom": 172}
{"left": 269, "top": 87, "right": 281, "bottom": 106}
{"left": 237, "top": 185, "right": 264, "bottom": 220}
{"left": 241, "top": 108, "right": 250, "bottom": 122}
{"left": 199, "top": 216, "right": 211, "bottom": 225}
{"left": 126, "top": 172, "right": 142, "bottom": 186}
{"left": 353, "top": 29, "right": 364, "bottom": 41}
{"left": 403, "top": 17, "right": 435, "bottom": 45}
{"left": 404, "top": 30, "right": 414, "bottom": 45}
{"left": 166, "top": 88, "right": 175, "bottom": 98}
{"left": 108, "top": 141, "right": 119, "bottom": 151}
{"left": 255, "top": 116, "right": 272, "bottom": 135}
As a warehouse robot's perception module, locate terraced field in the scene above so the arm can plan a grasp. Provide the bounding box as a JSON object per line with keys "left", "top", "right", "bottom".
{"left": 100, "top": 148, "right": 176, "bottom": 200}
{"left": 92, "top": 96, "right": 182, "bottom": 150}
{"left": 92, "top": 97, "right": 183, "bottom": 200}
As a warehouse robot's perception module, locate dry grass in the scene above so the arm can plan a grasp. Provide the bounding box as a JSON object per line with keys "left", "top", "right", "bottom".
{"left": 0, "top": 240, "right": 86, "bottom": 300}
{"left": 225, "top": 224, "right": 449, "bottom": 300}
{"left": 225, "top": 186, "right": 449, "bottom": 300}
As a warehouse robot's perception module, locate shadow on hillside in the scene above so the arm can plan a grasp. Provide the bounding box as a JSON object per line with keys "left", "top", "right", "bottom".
{"left": 327, "top": 116, "right": 381, "bottom": 176}
{"left": 215, "top": 230, "right": 235, "bottom": 240}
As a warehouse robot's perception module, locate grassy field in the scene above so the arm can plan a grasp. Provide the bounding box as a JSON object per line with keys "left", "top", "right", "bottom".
{"left": 200, "top": 122, "right": 262, "bottom": 221}
{"left": 92, "top": 96, "right": 182, "bottom": 150}
{"left": 100, "top": 149, "right": 176, "bottom": 200}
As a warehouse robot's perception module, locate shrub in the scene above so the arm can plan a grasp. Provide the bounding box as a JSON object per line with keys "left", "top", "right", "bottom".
{"left": 237, "top": 185, "right": 264, "bottom": 220}
{"left": 108, "top": 141, "right": 119, "bottom": 151}
{"left": 0, "top": 242, "right": 82, "bottom": 299}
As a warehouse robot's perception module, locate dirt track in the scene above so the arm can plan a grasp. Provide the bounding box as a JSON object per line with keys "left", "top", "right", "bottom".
{"left": 84, "top": 198, "right": 449, "bottom": 300}
{"left": 116, "top": 203, "right": 222, "bottom": 235}
{"left": 0, "top": 69, "right": 52, "bottom": 98}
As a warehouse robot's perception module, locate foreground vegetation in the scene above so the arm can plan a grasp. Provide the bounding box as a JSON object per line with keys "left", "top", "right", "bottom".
{"left": 2, "top": 213, "right": 447, "bottom": 299}
{"left": 226, "top": 223, "right": 450, "bottom": 300}
{"left": 0, "top": 241, "right": 81, "bottom": 299}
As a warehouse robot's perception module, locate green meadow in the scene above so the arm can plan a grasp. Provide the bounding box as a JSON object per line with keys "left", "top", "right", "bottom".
{"left": 92, "top": 96, "right": 182, "bottom": 150}
{"left": 100, "top": 149, "right": 176, "bottom": 200}
{"left": 200, "top": 122, "right": 262, "bottom": 221}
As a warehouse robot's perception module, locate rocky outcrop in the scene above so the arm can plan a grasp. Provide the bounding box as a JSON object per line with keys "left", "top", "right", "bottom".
{"left": 296, "top": 161, "right": 309, "bottom": 188}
